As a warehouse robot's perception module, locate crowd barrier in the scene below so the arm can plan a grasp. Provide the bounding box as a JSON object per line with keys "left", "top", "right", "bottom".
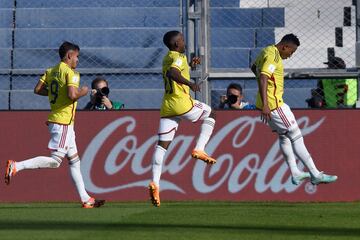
{"left": 0, "top": 110, "right": 358, "bottom": 202}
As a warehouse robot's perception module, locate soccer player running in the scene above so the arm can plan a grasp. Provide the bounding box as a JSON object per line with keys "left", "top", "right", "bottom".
{"left": 4, "top": 41, "right": 105, "bottom": 208}
{"left": 148, "top": 31, "right": 216, "bottom": 207}
{"left": 251, "top": 34, "right": 337, "bottom": 185}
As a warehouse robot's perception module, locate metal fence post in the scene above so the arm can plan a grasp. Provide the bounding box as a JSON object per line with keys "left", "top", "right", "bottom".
{"left": 199, "top": 0, "right": 210, "bottom": 105}
{"left": 186, "top": 0, "right": 195, "bottom": 62}
{"left": 186, "top": 0, "right": 210, "bottom": 104}
{"left": 356, "top": 0, "right": 360, "bottom": 107}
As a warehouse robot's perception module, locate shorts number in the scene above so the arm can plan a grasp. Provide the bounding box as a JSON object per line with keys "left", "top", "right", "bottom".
{"left": 50, "top": 80, "right": 59, "bottom": 104}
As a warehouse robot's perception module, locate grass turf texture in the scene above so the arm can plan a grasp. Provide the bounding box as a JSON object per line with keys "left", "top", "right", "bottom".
{"left": 0, "top": 201, "right": 359, "bottom": 240}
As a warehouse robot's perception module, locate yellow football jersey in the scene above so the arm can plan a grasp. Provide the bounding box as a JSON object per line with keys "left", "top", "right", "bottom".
{"left": 160, "top": 51, "right": 193, "bottom": 117}
{"left": 39, "top": 62, "right": 80, "bottom": 125}
{"left": 254, "top": 45, "right": 284, "bottom": 110}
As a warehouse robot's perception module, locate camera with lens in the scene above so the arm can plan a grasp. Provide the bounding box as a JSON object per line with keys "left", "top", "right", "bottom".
{"left": 95, "top": 87, "right": 110, "bottom": 106}
{"left": 305, "top": 88, "right": 324, "bottom": 108}
{"left": 306, "top": 95, "right": 324, "bottom": 108}
{"left": 225, "top": 94, "right": 238, "bottom": 105}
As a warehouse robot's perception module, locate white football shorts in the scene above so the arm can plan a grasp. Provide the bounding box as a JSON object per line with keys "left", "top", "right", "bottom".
{"left": 268, "top": 103, "right": 298, "bottom": 134}
{"left": 47, "top": 123, "right": 77, "bottom": 155}
{"left": 158, "top": 100, "right": 212, "bottom": 141}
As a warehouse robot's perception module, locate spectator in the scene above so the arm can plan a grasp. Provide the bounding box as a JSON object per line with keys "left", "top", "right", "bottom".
{"left": 322, "top": 57, "right": 357, "bottom": 108}
{"left": 219, "top": 83, "right": 255, "bottom": 109}
{"left": 306, "top": 57, "right": 357, "bottom": 108}
{"left": 84, "top": 77, "right": 124, "bottom": 110}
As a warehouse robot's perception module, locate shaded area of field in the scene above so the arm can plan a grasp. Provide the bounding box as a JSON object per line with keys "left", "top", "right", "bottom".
{"left": 0, "top": 202, "right": 359, "bottom": 240}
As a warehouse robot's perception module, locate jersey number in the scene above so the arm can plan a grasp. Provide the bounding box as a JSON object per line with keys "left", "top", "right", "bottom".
{"left": 164, "top": 72, "right": 174, "bottom": 94}
{"left": 50, "top": 80, "right": 59, "bottom": 104}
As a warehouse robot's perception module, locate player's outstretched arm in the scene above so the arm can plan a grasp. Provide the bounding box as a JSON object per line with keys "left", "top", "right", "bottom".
{"left": 34, "top": 80, "right": 48, "bottom": 96}
{"left": 68, "top": 86, "right": 88, "bottom": 101}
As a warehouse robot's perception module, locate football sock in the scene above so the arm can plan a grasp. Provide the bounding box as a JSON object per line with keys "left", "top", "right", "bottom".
{"left": 69, "top": 157, "right": 91, "bottom": 202}
{"left": 195, "top": 117, "right": 215, "bottom": 151}
{"left": 279, "top": 136, "right": 303, "bottom": 176}
{"left": 292, "top": 136, "right": 321, "bottom": 177}
{"left": 152, "top": 145, "right": 167, "bottom": 187}
{"left": 15, "top": 156, "right": 61, "bottom": 172}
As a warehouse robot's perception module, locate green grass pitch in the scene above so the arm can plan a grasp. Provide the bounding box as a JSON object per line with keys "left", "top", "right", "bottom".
{"left": 0, "top": 201, "right": 359, "bottom": 240}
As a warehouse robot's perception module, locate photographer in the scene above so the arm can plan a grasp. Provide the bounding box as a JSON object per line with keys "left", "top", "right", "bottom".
{"left": 84, "top": 77, "right": 124, "bottom": 110}
{"left": 219, "top": 83, "right": 255, "bottom": 109}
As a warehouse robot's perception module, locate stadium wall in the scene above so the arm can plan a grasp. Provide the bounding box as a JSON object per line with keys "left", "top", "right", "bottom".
{"left": 0, "top": 110, "right": 359, "bottom": 202}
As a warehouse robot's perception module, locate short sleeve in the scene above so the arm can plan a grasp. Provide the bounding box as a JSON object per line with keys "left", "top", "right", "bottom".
{"left": 260, "top": 53, "right": 277, "bottom": 78}
{"left": 39, "top": 70, "right": 49, "bottom": 85}
{"left": 170, "top": 57, "right": 184, "bottom": 71}
{"left": 67, "top": 71, "right": 80, "bottom": 87}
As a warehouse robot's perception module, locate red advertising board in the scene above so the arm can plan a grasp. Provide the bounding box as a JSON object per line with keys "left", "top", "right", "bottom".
{"left": 0, "top": 110, "right": 359, "bottom": 202}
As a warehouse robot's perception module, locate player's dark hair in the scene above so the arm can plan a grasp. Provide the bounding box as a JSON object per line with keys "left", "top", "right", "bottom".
{"left": 280, "top": 34, "right": 300, "bottom": 46}
{"left": 91, "top": 76, "right": 108, "bottom": 89}
{"left": 163, "top": 31, "right": 181, "bottom": 49}
{"left": 59, "top": 41, "right": 80, "bottom": 60}
{"left": 227, "top": 83, "right": 243, "bottom": 95}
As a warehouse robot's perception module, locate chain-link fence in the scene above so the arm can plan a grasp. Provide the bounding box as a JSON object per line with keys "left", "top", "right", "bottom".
{"left": 208, "top": 0, "right": 358, "bottom": 109}
{"left": 1, "top": 0, "right": 183, "bottom": 109}
{"left": 0, "top": 0, "right": 358, "bottom": 110}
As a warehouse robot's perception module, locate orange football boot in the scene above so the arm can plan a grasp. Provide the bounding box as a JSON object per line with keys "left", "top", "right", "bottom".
{"left": 148, "top": 182, "right": 160, "bottom": 207}
{"left": 5, "top": 160, "right": 17, "bottom": 185}
{"left": 191, "top": 150, "right": 216, "bottom": 164}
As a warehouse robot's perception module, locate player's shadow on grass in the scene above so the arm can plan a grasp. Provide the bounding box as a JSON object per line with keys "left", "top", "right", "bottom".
{"left": 0, "top": 220, "right": 359, "bottom": 237}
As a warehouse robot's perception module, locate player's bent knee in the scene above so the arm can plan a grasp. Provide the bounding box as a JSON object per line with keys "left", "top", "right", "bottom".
{"left": 286, "top": 127, "right": 302, "bottom": 142}
{"left": 278, "top": 134, "right": 292, "bottom": 146}
{"left": 49, "top": 157, "right": 62, "bottom": 168}
{"left": 204, "top": 116, "right": 216, "bottom": 126}
{"left": 67, "top": 153, "right": 79, "bottom": 161}
{"left": 50, "top": 151, "right": 64, "bottom": 168}
{"left": 279, "top": 134, "right": 288, "bottom": 141}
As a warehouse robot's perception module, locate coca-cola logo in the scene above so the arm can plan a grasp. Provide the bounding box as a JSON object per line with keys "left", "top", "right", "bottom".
{"left": 81, "top": 115, "right": 325, "bottom": 195}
